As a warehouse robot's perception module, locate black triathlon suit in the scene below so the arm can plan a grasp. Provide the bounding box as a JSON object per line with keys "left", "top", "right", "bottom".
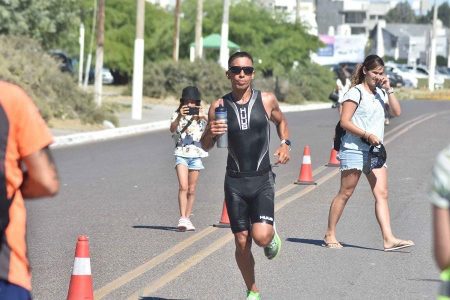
{"left": 223, "top": 89, "right": 275, "bottom": 233}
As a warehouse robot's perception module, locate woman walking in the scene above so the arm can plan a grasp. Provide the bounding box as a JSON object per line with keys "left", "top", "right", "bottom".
{"left": 323, "top": 54, "right": 414, "bottom": 251}
{"left": 170, "top": 86, "right": 208, "bottom": 231}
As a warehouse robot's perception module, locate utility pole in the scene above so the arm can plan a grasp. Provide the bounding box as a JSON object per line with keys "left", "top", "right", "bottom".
{"left": 428, "top": 1, "right": 437, "bottom": 92}
{"left": 296, "top": 0, "right": 301, "bottom": 24}
{"left": 78, "top": 23, "right": 85, "bottom": 86}
{"left": 94, "top": 0, "right": 105, "bottom": 106}
{"left": 219, "top": 0, "right": 230, "bottom": 69}
{"left": 194, "top": 0, "right": 203, "bottom": 60}
{"left": 132, "top": 0, "right": 145, "bottom": 120}
{"left": 173, "top": 0, "right": 181, "bottom": 62}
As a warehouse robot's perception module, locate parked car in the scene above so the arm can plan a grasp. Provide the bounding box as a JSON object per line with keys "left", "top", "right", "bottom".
{"left": 88, "top": 67, "right": 114, "bottom": 85}
{"left": 385, "top": 62, "right": 418, "bottom": 88}
{"left": 398, "top": 64, "right": 445, "bottom": 89}
{"left": 385, "top": 70, "right": 404, "bottom": 87}
{"left": 49, "top": 50, "right": 74, "bottom": 74}
{"left": 437, "top": 66, "right": 450, "bottom": 79}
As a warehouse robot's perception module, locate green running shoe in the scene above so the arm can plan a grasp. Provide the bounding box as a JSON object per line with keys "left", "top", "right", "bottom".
{"left": 264, "top": 224, "right": 281, "bottom": 260}
{"left": 247, "top": 290, "right": 261, "bottom": 300}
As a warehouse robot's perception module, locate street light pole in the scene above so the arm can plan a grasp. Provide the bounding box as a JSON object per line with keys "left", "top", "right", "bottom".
{"left": 78, "top": 23, "right": 85, "bottom": 86}
{"left": 428, "top": 0, "right": 437, "bottom": 92}
{"left": 83, "top": 0, "right": 97, "bottom": 89}
{"left": 173, "top": 0, "right": 181, "bottom": 62}
{"left": 194, "top": 0, "right": 203, "bottom": 60}
{"left": 219, "top": 0, "right": 230, "bottom": 69}
{"left": 296, "top": 0, "right": 301, "bottom": 24}
{"left": 94, "top": 0, "right": 105, "bottom": 106}
{"left": 132, "top": 0, "right": 145, "bottom": 120}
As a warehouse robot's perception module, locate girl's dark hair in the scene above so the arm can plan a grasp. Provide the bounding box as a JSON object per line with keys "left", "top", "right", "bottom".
{"left": 351, "top": 54, "right": 384, "bottom": 87}
{"left": 228, "top": 51, "right": 253, "bottom": 67}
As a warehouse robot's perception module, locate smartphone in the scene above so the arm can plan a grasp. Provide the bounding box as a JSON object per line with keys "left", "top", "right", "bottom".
{"left": 188, "top": 107, "right": 199, "bottom": 115}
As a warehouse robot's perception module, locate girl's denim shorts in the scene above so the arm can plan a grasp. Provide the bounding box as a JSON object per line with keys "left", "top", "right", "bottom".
{"left": 175, "top": 156, "right": 204, "bottom": 170}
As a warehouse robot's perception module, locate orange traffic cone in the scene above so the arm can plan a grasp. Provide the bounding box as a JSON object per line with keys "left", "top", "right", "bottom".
{"left": 67, "top": 235, "right": 93, "bottom": 300}
{"left": 213, "top": 200, "right": 230, "bottom": 228}
{"left": 294, "top": 145, "right": 317, "bottom": 185}
{"left": 326, "top": 148, "right": 340, "bottom": 167}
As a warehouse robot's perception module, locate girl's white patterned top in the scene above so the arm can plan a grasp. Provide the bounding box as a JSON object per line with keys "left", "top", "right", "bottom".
{"left": 171, "top": 112, "right": 208, "bottom": 158}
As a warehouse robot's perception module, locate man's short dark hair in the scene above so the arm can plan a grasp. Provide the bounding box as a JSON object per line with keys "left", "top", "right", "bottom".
{"left": 228, "top": 51, "right": 253, "bottom": 67}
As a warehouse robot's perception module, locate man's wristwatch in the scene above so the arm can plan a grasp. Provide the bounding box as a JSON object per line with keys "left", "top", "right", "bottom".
{"left": 280, "top": 139, "right": 291, "bottom": 151}
{"left": 387, "top": 87, "right": 394, "bottom": 95}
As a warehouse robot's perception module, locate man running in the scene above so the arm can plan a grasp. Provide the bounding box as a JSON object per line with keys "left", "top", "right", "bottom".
{"left": 201, "top": 51, "right": 291, "bottom": 300}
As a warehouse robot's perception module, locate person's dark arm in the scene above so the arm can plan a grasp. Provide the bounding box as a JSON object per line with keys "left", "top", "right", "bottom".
{"left": 20, "top": 147, "right": 59, "bottom": 198}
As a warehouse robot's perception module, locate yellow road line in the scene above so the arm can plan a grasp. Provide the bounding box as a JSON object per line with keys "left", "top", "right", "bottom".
{"left": 94, "top": 226, "right": 218, "bottom": 299}
{"left": 127, "top": 232, "right": 235, "bottom": 300}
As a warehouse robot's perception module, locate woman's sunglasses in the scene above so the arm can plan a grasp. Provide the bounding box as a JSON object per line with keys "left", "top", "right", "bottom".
{"left": 228, "top": 66, "right": 254, "bottom": 75}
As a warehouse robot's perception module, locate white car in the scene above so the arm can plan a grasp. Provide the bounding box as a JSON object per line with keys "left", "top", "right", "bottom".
{"left": 402, "top": 65, "right": 445, "bottom": 88}
{"left": 385, "top": 62, "right": 418, "bottom": 88}
{"left": 101, "top": 68, "right": 114, "bottom": 85}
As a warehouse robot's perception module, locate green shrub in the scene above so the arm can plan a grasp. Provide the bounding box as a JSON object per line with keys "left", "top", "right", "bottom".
{"left": 254, "top": 62, "right": 335, "bottom": 103}
{"left": 286, "top": 61, "right": 335, "bottom": 103}
{"left": 142, "top": 59, "right": 229, "bottom": 103}
{"left": 141, "top": 59, "right": 334, "bottom": 104}
{"left": 0, "top": 35, "right": 117, "bottom": 125}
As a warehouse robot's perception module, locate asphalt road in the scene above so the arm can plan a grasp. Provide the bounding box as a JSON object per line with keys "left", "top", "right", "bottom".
{"left": 27, "top": 100, "right": 450, "bottom": 299}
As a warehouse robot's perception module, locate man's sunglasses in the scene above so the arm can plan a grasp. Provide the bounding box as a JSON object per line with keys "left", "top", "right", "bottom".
{"left": 228, "top": 66, "right": 254, "bottom": 75}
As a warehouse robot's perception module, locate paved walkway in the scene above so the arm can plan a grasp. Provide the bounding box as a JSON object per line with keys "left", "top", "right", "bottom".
{"left": 51, "top": 102, "right": 332, "bottom": 148}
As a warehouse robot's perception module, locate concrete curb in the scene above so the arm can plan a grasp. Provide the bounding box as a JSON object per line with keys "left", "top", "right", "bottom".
{"left": 52, "top": 102, "right": 332, "bottom": 148}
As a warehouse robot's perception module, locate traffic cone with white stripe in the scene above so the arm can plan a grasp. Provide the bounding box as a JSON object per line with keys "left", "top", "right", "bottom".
{"left": 294, "top": 145, "right": 317, "bottom": 185}
{"left": 326, "top": 147, "right": 340, "bottom": 167}
{"left": 213, "top": 200, "right": 230, "bottom": 228}
{"left": 67, "top": 235, "right": 93, "bottom": 300}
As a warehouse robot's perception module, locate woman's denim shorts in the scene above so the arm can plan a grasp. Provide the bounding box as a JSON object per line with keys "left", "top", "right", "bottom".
{"left": 338, "top": 147, "right": 367, "bottom": 172}
{"left": 338, "top": 147, "right": 387, "bottom": 172}
{"left": 175, "top": 156, "right": 204, "bottom": 170}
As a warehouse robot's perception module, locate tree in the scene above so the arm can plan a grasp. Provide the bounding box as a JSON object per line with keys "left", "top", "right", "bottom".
{"left": 417, "top": 3, "right": 450, "bottom": 28}
{"left": 80, "top": 0, "right": 173, "bottom": 73}
{"left": 386, "top": 2, "right": 416, "bottom": 23}
{"left": 180, "top": 0, "right": 320, "bottom": 75}
{"left": 0, "top": 0, "right": 80, "bottom": 51}
{"left": 437, "top": 2, "right": 450, "bottom": 28}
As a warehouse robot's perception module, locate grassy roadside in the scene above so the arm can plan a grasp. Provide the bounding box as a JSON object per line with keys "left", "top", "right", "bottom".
{"left": 396, "top": 88, "right": 450, "bottom": 101}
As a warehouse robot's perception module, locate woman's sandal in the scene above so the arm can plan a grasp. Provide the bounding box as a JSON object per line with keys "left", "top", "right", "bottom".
{"left": 322, "top": 241, "right": 343, "bottom": 249}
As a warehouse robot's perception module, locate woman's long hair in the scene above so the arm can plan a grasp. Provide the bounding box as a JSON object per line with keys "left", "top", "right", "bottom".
{"left": 351, "top": 54, "right": 385, "bottom": 87}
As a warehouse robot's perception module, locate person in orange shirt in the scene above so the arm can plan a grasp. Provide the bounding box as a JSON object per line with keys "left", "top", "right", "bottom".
{"left": 0, "top": 80, "right": 59, "bottom": 299}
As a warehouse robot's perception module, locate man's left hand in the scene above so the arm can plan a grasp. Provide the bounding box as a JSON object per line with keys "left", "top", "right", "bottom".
{"left": 274, "top": 145, "right": 290, "bottom": 164}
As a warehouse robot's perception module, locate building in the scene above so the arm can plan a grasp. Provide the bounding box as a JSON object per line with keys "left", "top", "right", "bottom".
{"left": 369, "top": 20, "right": 450, "bottom": 65}
{"left": 316, "top": 0, "right": 399, "bottom": 36}
{"left": 255, "top": 0, "right": 318, "bottom": 35}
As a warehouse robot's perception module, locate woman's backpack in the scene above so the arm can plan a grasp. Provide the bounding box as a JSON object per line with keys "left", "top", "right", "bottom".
{"left": 333, "top": 87, "right": 362, "bottom": 151}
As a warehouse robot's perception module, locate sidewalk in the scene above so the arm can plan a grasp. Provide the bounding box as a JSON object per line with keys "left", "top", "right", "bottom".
{"left": 52, "top": 102, "right": 332, "bottom": 148}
